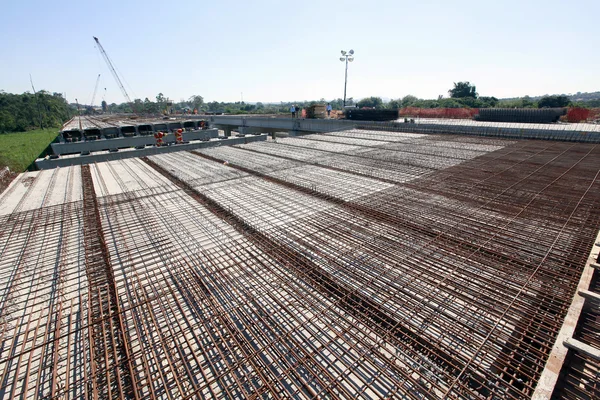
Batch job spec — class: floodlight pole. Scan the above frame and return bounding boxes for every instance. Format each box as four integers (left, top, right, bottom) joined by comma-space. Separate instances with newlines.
343, 56, 348, 108
340, 50, 354, 108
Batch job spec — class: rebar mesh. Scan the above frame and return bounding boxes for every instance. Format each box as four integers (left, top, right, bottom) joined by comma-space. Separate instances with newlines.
0, 131, 599, 399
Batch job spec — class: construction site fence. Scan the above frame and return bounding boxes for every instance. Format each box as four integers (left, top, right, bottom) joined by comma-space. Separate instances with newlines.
564, 107, 600, 123
354, 120, 600, 143
399, 107, 600, 123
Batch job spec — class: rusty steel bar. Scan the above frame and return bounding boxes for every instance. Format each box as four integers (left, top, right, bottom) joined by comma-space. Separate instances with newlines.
180, 136, 600, 399
1, 130, 600, 399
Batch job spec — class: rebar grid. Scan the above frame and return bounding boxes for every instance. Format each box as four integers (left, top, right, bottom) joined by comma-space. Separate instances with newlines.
197, 146, 302, 174
94, 158, 441, 399
239, 141, 331, 161
276, 137, 367, 153
212, 143, 428, 184
267, 165, 394, 202
552, 352, 600, 399
355, 119, 600, 143
178, 138, 600, 399
235, 134, 509, 184
149, 152, 249, 187
322, 129, 426, 143
0, 168, 83, 217
0, 167, 90, 399
552, 258, 600, 399
0, 131, 599, 399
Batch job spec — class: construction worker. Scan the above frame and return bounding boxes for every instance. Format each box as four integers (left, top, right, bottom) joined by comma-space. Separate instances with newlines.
154, 131, 164, 146
290, 105, 296, 118
175, 129, 184, 144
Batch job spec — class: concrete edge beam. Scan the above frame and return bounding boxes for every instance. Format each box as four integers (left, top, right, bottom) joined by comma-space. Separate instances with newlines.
36, 134, 267, 170
578, 289, 600, 302
531, 229, 600, 399
563, 338, 600, 362
52, 129, 218, 155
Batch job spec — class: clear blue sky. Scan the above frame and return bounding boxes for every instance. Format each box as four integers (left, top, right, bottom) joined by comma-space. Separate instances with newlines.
1, 0, 598, 104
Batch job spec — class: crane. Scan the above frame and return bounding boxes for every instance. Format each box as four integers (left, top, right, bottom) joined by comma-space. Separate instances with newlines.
90, 74, 101, 108
93, 36, 132, 104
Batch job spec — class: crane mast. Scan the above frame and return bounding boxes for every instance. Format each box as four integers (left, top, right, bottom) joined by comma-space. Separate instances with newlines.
90, 74, 101, 108
93, 36, 132, 104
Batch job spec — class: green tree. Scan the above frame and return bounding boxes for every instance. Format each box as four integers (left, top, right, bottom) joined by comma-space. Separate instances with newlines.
522, 96, 534, 108
401, 95, 418, 108
207, 101, 221, 112
438, 98, 465, 108
538, 95, 570, 108
357, 97, 383, 108
0, 91, 74, 133
143, 98, 159, 114
449, 82, 478, 99
188, 95, 204, 111
388, 99, 402, 108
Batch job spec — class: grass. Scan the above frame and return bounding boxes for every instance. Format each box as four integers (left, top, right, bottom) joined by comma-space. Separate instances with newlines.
0, 129, 59, 172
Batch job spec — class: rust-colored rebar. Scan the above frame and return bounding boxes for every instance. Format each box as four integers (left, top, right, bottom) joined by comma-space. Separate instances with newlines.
2, 132, 600, 399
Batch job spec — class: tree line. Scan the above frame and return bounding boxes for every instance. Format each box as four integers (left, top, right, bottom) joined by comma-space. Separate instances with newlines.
0, 91, 74, 133
2, 82, 598, 134
104, 82, 597, 117
104, 94, 357, 115
363, 82, 596, 110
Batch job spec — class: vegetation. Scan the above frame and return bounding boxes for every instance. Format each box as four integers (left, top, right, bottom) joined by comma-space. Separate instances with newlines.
0, 91, 73, 133
102, 89, 597, 113
497, 96, 536, 108
0, 128, 59, 172
1, 82, 598, 137
537, 95, 571, 108
357, 97, 383, 108
449, 82, 478, 99
105, 95, 358, 115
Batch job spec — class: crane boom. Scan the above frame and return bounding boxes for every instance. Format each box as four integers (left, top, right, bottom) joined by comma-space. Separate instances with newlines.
93, 36, 132, 104
90, 74, 101, 108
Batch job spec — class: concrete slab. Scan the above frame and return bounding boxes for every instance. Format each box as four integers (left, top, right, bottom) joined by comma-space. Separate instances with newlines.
0, 168, 83, 216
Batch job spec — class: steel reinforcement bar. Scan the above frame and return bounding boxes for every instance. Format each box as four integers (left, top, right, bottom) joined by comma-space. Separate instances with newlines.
81, 165, 136, 398
142, 157, 471, 391
182, 138, 600, 399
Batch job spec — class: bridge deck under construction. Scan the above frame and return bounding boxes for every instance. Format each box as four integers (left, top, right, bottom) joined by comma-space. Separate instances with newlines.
1, 130, 599, 399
